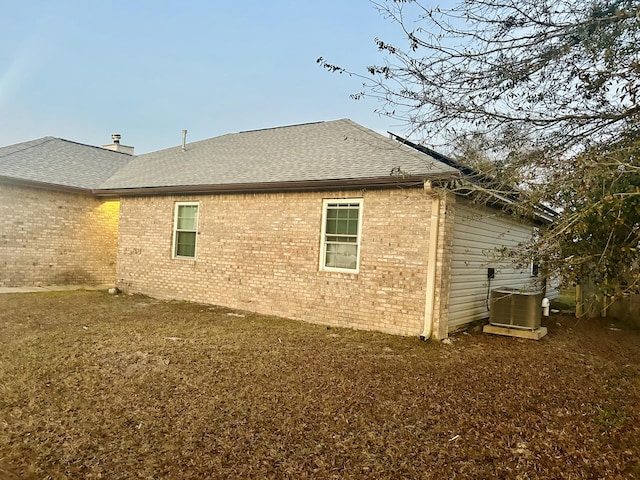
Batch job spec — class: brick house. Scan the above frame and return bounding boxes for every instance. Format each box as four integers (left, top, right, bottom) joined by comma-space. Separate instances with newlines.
0, 136, 131, 287
0, 120, 552, 339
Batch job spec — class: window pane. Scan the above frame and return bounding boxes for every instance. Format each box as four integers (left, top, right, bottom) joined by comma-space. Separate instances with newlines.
326, 207, 358, 236
325, 243, 357, 269
176, 231, 196, 257
347, 217, 358, 235
325, 250, 336, 268
326, 218, 338, 235
177, 205, 198, 230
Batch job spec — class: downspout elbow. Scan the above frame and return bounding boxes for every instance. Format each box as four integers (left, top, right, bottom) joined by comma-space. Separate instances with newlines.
424, 180, 434, 194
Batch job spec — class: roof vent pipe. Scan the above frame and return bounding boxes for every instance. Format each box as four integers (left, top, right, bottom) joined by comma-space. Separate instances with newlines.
182, 129, 187, 151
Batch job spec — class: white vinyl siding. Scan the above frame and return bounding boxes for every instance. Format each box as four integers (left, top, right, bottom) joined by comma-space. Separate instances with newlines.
319, 199, 363, 273
448, 201, 540, 332
172, 202, 199, 259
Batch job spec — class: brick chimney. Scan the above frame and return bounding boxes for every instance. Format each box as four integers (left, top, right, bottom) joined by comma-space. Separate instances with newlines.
102, 134, 134, 155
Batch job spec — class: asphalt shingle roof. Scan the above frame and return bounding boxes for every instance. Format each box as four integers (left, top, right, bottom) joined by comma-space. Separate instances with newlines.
0, 136, 132, 190
0, 120, 459, 192
101, 119, 458, 190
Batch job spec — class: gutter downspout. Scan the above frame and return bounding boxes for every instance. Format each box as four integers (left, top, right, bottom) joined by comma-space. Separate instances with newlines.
421, 181, 441, 340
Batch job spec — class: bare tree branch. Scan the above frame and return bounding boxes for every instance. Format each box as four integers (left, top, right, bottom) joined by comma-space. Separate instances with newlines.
320, 0, 640, 298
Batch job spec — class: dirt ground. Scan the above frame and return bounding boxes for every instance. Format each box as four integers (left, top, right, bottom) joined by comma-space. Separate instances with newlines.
1, 290, 638, 479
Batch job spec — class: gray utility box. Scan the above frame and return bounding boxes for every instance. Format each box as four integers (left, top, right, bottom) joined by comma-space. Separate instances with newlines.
489, 288, 543, 330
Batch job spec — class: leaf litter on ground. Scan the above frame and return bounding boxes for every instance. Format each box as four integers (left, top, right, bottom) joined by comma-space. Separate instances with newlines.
0, 290, 638, 479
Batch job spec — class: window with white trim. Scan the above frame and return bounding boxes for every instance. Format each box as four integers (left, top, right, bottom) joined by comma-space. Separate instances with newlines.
531, 226, 540, 277
531, 261, 540, 277
320, 199, 363, 273
173, 202, 199, 258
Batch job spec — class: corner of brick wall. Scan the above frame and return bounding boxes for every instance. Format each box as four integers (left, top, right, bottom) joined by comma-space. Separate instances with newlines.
0, 183, 119, 287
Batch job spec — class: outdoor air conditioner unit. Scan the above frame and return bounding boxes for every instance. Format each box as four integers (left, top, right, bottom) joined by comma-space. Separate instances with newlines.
489, 288, 543, 330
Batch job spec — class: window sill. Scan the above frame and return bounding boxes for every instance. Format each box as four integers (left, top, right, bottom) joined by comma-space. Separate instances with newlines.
318, 268, 360, 276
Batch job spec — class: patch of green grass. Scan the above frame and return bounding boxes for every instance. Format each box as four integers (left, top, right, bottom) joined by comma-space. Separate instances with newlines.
552, 287, 576, 310
596, 406, 628, 430
552, 295, 576, 311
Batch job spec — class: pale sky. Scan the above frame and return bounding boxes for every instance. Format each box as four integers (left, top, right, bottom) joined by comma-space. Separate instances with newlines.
0, 1, 421, 154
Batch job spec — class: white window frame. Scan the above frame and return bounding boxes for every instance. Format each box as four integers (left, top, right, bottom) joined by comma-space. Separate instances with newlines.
531, 261, 540, 277
172, 202, 199, 259
530, 226, 540, 277
319, 198, 364, 274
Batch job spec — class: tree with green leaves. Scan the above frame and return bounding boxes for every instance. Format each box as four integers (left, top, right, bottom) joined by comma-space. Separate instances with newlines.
319, 0, 640, 301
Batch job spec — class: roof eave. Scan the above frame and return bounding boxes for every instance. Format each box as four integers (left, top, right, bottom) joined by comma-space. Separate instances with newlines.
0, 176, 92, 194
94, 173, 460, 198
389, 133, 557, 224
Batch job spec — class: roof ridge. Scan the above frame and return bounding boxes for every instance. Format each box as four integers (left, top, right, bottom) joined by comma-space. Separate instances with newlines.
238, 120, 328, 134
0, 137, 56, 160
0, 136, 134, 161
137, 119, 344, 156
340, 120, 399, 146
340, 120, 423, 157
53, 137, 136, 157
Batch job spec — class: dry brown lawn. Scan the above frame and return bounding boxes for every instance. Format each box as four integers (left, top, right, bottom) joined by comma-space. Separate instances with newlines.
1, 290, 639, 479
